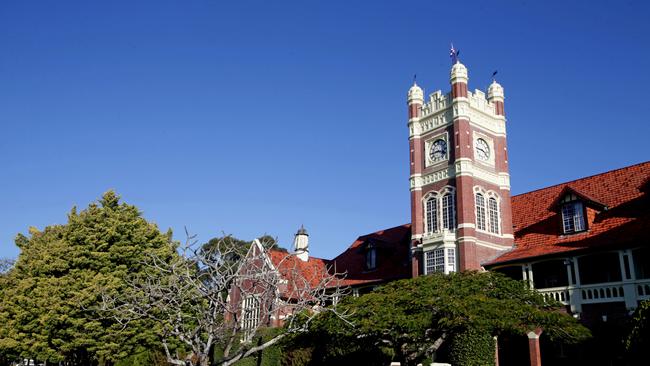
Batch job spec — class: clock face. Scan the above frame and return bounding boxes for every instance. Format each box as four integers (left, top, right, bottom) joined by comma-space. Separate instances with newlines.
475, 138, 490, 161
430, 139, 447, 162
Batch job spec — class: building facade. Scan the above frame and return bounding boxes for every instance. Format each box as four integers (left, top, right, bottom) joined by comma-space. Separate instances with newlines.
407, 61, 513, 277
230, 55, 650, 364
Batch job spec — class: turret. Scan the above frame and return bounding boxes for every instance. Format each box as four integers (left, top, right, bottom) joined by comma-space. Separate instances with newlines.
292, 225, 309, 262
487, 80, 505, 116
407, 82, 424, 119
450, 62, 468, 99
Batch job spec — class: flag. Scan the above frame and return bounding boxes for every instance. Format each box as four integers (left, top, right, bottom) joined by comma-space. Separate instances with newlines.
450, 43, 459, 64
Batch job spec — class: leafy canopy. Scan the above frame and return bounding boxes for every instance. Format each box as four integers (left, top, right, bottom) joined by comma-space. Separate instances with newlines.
298, 271, 590, 366
0, 191, 178, 364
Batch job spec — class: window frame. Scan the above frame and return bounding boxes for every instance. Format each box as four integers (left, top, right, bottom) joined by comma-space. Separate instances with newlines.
561, 199, 586, 234
488, 197, 500, 234
423, 187, 456, 234
474, 187, 501, 236
475, 193, 487, 231
424, 247, 456, 275
441, 193, 455, 230
241, 295, 261, 341
425, 195, 439, 234
365, 243, 377, 270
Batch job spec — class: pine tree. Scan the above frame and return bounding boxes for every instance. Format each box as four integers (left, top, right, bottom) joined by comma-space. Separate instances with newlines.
0, 191, 178, 365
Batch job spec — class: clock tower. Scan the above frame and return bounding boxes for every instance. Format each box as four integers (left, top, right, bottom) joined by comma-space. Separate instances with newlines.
407, 59, 514, 276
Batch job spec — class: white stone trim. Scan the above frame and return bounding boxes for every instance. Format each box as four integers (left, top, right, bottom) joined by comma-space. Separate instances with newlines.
416, 89, 507, 138
452, 99, 471, 121
454, 159, 510, 189
409, 166, 454, 190
455, 235, 511, 250
475, 239, 511, 251
420, 90, 451, 117
527, 331, 540, 339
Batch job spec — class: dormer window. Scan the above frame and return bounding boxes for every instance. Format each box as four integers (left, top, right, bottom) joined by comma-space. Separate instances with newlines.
560, 194, 586, 234
365, 243, 377, 270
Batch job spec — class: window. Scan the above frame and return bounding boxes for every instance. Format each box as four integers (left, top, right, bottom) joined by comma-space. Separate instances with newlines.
488, 197, 500, 234
425, 248, 445, 274
441, 193, 455, 230
424, 189, 456, 234
446, 248, 456, 273
475, 193, 486, 231
561, 201, 585, 233
475, 190, 501, 235
426, 196, 439, 233
241, 296, 260, 341
366, 243, 377, 270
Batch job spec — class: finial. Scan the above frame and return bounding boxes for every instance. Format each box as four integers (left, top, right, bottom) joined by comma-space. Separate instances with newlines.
491, 70, 498, 82
413, 73, 417, 84
296, 224, 308, 236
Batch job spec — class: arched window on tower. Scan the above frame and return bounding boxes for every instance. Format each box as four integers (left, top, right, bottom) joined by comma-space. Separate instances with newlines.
426, 196, 439, 233
475, 193, 486, 231
488, 197, 500, 234
441, 193, 455, 230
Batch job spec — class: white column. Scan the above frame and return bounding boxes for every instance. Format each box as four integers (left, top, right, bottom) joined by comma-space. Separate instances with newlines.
527, 264, 535, 289
570, 257, 582, 314
619, 250, 638, 310
522, 265, 528, 282
565, 259, 574, 286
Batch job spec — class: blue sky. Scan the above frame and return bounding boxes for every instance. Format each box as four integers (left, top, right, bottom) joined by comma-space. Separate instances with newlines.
1, 0, 649, 260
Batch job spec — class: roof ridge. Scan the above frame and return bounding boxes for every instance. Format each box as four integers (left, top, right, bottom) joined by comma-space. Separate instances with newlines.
513, 160, 650, 198
358, 223, 411, 237
267, 248, 330, 262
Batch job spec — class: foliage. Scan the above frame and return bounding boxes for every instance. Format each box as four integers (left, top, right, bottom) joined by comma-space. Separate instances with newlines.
296, 271, 590, 366
213, 328, 283, 366
626, 299, 650, 359
0, 191, 178, 365
448, 327, 495, 366
114, 348, 168, 366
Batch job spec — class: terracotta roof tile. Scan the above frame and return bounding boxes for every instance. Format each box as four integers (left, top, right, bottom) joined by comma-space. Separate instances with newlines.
267, 250, 337, 291
487, 161, 650, 266
331, 224, 412, 287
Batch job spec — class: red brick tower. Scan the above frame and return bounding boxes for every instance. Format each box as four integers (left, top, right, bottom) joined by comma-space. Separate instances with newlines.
407, 59, 514, 276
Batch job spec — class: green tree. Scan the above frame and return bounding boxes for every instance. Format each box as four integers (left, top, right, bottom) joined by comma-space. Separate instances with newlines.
295, 271, 590, 366
626, 299, 650, 361
0, 191, 178, 365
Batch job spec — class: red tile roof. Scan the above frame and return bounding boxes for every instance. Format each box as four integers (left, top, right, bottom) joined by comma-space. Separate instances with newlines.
331, 224, 412, 286
487, 161, 650, 266
267, 249, 339, 296
266, 224, 411, 292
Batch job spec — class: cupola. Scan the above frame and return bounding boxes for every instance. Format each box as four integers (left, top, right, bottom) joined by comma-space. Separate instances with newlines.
293, 225, 309, 262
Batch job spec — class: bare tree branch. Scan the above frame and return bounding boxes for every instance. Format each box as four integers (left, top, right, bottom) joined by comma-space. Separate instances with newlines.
99, 233, 349, 366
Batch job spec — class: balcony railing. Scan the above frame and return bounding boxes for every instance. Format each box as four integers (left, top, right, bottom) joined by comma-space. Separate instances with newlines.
536, 278, 650, 308
538, 286, 570, 305
580, 283, 625, 304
